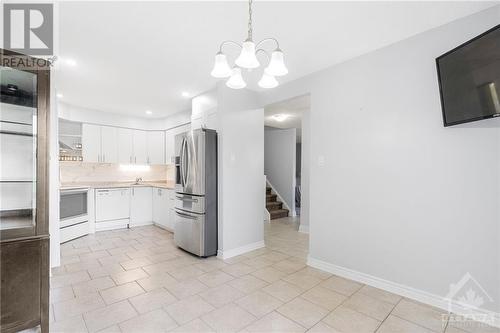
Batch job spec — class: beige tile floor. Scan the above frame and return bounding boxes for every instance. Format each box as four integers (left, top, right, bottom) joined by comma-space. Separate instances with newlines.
46, 217, 498, 333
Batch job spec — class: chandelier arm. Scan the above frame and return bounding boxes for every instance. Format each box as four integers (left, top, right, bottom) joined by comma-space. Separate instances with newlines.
256, 38, 280, 50
218, 40, 243, 53
256, 49, 270, 62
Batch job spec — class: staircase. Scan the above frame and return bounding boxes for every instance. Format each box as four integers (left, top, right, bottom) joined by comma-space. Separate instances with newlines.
266, 186, 289, 220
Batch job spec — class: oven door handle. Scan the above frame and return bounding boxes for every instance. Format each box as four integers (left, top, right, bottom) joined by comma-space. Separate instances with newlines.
61, 189, 89, 195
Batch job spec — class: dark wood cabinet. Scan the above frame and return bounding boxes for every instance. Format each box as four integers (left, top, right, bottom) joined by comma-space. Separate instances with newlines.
0, 49, 51, 333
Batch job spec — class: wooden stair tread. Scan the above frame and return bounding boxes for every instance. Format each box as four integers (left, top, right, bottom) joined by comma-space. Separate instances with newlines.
266, 201, 283, 210
270, 209, 289, 219
265, 185, 288, 219
266, 194, 277, 202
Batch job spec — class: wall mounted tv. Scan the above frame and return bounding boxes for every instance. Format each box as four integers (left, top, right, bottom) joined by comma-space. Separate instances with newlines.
436, 24, 500, 126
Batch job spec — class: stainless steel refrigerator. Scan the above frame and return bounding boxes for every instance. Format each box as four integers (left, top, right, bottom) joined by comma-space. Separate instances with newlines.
174, 128, 217, 257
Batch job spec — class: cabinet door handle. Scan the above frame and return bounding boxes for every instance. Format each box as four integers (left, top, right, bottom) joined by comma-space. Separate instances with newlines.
135, 156, 137, 163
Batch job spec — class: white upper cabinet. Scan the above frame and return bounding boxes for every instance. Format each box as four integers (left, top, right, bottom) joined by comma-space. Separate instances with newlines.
133, 130, 148, 164
130, 186, 153, 226
100, 126, 118, 163
117, 128, 134, 164
80, 123, 183, 165
82, 124, 101, 163
147, 131, 165, 165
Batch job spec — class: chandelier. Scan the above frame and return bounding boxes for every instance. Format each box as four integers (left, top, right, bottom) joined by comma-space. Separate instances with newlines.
210, 0, 288, 89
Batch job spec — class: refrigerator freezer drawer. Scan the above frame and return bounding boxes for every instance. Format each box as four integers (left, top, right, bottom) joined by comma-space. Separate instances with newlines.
174, 209, 204, 256
174, 193, 205, 214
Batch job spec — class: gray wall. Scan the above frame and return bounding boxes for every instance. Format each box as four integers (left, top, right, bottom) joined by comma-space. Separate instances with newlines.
264, 128, 296, 213
217, 84, 265, 255
260, 6, 500, 313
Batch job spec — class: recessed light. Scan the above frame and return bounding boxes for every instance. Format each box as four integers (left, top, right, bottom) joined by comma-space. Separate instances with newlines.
182, 91, 190, 98
56, 93, 63, 98
64, 58, 77, 66
272, 114, 289, 122
145, 110, 153, 115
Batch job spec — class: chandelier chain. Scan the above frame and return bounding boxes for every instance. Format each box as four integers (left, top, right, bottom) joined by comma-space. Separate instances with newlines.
248, 0, 253, 40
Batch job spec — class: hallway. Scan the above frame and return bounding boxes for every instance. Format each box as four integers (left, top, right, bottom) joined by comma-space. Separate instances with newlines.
264, 216, 309, 260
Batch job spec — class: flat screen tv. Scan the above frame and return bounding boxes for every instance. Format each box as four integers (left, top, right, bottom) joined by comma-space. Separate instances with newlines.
436, 24, 500, 126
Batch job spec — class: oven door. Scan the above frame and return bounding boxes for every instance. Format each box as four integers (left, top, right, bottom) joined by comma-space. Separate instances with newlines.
60, 189, 88, 222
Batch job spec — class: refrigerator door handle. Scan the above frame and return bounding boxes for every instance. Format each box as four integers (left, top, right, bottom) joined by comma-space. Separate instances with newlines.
174, 209, 198, 220
185, 136, 191, 188
175, 195, 198, 202
180, 137, 187, 187
184, 138, 189, 187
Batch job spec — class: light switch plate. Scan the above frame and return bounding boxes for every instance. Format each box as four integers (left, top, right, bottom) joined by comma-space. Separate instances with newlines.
318, 155, 325, 167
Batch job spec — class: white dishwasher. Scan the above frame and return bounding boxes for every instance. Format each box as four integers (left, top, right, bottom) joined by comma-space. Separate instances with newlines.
95, 188, 130, 231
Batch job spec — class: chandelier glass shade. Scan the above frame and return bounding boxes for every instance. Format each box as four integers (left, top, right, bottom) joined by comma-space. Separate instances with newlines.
210, 0, 288, 89
226, 67, 247, 89
211, 52, 232, 78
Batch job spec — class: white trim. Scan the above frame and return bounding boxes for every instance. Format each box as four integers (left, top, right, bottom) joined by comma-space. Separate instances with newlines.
307, 257, 500, 328
266, 180, 293, 216
129, 221, 154, 227
217, 240, 265, 260
298, 224, 309, 233
264, 175, 271, 221
153, 223, 173, 233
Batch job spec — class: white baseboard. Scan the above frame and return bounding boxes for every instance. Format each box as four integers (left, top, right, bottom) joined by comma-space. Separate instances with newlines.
307, 257, 500, 328
153, 223, 174, 233
95, 219, 129, 232
217, 240, 265, 260
129, 221, 154, 227
298, 224, 309, 233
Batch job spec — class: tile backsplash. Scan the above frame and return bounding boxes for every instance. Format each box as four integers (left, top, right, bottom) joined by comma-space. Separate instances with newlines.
60, 162, 174, 183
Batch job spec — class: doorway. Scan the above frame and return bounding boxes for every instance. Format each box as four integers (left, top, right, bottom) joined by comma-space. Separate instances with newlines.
263, 94, 310, 258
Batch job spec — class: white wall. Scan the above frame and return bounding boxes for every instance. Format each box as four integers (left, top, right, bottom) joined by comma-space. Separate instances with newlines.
216, 83, 265, 257
264, 128, 296, 214
261, 6, 500, 315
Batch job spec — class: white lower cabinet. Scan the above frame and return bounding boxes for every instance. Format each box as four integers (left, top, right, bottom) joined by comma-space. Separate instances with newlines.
95, 188, 130, 231
130, 186, 153, 226
94, 186, 172, 231
167, 190, 175, 230
152, 188, 170, 230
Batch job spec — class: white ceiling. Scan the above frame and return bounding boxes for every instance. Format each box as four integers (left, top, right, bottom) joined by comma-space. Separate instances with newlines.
265, 94, 309, 142
57, 1, 497, 118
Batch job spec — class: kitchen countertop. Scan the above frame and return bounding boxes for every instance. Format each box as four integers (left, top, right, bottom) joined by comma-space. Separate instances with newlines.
60, 180, 175, 190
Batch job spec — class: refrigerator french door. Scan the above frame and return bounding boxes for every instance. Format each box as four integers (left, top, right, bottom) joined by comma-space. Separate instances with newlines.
0, 49, 50, 333
174, 129, 217, 257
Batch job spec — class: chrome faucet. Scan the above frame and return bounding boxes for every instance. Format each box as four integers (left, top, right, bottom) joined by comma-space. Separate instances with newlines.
135, 177, 143, 184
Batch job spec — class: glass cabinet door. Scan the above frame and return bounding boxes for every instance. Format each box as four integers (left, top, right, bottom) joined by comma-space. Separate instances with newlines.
0, 65, 39, 236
